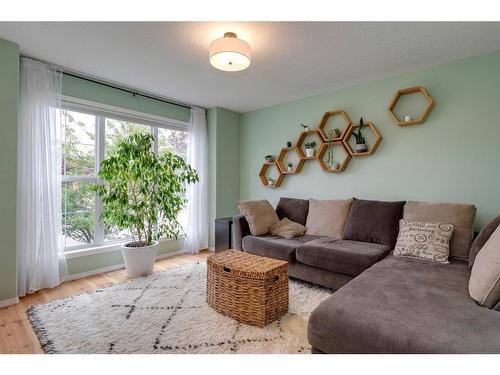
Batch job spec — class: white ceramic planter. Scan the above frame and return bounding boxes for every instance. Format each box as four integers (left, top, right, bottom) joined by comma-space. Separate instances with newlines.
331, 161, 340, 170
121, 241, 159, 278
305, 148, 315, 158
355, 144, 368, 153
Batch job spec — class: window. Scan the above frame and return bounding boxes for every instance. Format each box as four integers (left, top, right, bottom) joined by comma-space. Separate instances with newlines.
58, 101, 189, 252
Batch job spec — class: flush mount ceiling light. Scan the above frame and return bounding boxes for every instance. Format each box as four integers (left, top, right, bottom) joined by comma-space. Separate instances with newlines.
209, 32, 251, 72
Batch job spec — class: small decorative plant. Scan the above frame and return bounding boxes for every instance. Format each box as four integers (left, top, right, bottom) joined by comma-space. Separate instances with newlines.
267, 176, 275, 186
287, 162, 293, 172
93, 133, 199, 247
304, 141, 317, 158
265, 154, 274, 162
304, 141, 316, 149
352, 117, 368, 152
326, 128, 341, 140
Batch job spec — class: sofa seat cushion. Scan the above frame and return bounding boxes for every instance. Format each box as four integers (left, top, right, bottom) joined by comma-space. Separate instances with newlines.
241, 234, 324, 262
308, 255, 500, 353
296, 238, 391, 276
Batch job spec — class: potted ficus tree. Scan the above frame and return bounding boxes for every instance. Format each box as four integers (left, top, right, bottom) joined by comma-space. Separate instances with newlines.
92, 132, 198, 278
352, 117, 368, 153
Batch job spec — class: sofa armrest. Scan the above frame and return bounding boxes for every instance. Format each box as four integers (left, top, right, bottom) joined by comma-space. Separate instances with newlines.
233, 214, 251, 250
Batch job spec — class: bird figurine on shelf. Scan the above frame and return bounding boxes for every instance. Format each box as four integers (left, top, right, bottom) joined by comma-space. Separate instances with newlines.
300, 123, 310, 131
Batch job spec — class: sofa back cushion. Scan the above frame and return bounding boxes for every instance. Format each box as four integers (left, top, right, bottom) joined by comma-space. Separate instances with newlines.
469, 225, 500, 308
403, 201, 476, 261
469, 215, 500, 269
275, 197, 309, 226
305, 198, 352, 239
343, 198, 406, 247
237, 200, 279, 236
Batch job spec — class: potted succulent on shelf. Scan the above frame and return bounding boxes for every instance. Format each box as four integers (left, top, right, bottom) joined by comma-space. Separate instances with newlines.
287, 162, 294, 172
267, 177, 276, 187
352, 117, 368, 153
325, 142, 340, 170
304, 141, 317, 158
92, 133, 198, 278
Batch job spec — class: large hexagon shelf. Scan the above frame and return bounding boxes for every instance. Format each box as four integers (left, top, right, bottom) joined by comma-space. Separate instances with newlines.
318, 141, 351, 173
317, 109, 351, 142
259, 161, 285, 188
296, 129, 324, 160
276, 147, 304, 174
388, 86, 435, 127
342, 121, 382, 157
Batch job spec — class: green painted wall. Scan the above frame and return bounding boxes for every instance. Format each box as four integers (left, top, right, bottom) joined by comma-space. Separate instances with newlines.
0, 38, 19, 302
62, 74, 190, 123
240, 50, 500, 231
207, 107, 241, 247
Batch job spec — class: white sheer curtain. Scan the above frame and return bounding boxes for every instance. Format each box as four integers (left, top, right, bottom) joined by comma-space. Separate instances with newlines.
17, 58, 67, 296
183, 107, 209, 254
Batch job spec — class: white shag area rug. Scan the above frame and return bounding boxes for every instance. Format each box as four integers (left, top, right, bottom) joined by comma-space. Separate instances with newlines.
28, 262, 334, 354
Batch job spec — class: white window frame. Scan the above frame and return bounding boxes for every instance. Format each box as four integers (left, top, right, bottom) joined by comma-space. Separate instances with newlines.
60, 96, 190, 257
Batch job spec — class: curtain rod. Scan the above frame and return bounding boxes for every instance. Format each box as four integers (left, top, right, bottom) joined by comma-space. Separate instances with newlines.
63, 72, 192, 110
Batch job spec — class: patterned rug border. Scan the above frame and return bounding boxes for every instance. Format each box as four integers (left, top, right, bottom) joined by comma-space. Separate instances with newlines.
27, 261, 205, 354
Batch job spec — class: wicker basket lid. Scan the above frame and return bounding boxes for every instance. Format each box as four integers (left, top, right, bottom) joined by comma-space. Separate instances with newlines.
207, 250, 288, 280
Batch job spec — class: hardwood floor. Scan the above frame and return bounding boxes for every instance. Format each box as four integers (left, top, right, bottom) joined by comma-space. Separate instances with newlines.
0, 250, 211, 354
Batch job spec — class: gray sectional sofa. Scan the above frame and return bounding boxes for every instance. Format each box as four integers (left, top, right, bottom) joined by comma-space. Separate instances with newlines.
233, 197, 500, 353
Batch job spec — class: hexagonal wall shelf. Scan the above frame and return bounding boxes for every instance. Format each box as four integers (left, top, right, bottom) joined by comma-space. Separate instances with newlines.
342, 121, 382, 157
259, 162, 285, 188
276, 147, 304, 174
317, 109, 351, 142
296, 129, 324, 160
388, 86, 435, 127
318, 141, 351, 173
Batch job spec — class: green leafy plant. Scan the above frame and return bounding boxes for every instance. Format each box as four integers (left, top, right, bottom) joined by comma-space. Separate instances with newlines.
352, 117, 366, 145
92, 132, 199, 247
304, 141, 316, 149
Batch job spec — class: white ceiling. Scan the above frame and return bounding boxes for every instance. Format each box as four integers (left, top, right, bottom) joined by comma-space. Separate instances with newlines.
1, 22, 500, 112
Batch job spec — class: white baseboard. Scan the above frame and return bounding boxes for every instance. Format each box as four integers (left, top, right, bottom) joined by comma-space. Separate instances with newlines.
66, 249, 186, 281
0, 297, 19, 308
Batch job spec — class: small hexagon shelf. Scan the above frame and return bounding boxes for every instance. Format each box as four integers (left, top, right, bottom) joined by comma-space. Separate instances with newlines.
342, 121, 382, 157
317, 109, 351, 142
318, 141, 351, 173
388, 86, 435, 127
259, 161, 285, 188
296, 129, 324, 160
276, 147, 304, 174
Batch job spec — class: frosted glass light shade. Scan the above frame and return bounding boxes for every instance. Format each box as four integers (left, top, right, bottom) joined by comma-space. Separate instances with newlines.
209, 32, 251, 72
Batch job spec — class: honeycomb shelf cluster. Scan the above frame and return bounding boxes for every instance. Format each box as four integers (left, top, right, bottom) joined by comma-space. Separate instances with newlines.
259, 109, 382, 188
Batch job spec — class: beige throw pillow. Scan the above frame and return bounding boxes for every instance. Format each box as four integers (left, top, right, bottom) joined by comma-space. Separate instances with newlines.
394, 219, 454, 264
305, 199, 352, 238
270, 218, 307, 239
237, 200, 279, 236
469, 225, 500, 308
403, 201, 476, 261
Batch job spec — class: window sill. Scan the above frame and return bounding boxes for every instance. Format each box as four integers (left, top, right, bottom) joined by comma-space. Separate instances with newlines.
65, 237, 185, 260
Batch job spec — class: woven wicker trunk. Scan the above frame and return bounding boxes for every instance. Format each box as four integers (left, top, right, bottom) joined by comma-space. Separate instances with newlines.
207, 250, 289, 328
